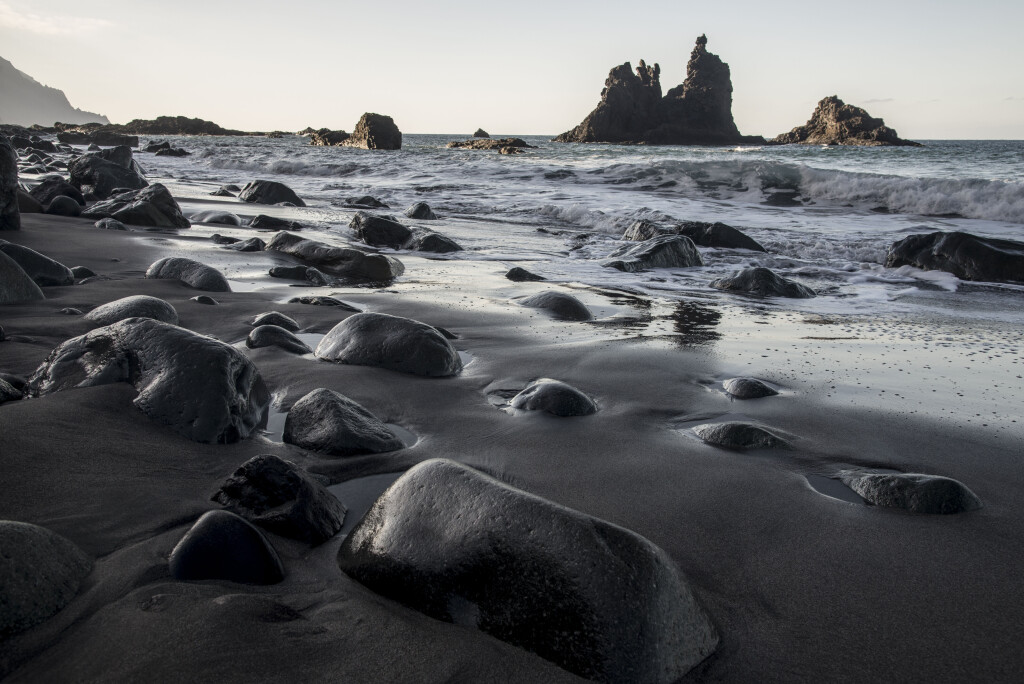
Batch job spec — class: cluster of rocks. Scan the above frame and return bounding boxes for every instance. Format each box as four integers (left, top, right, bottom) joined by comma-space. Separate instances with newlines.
306, 113, 402, 150
55, 115, 250, 139
773, 96, 921, 147
447, 137, 534, 155
349, 210, 460, 253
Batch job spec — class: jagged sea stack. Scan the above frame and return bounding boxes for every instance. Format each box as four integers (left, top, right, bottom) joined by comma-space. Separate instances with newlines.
773, 96, 921, 146
555, 35, 763, 145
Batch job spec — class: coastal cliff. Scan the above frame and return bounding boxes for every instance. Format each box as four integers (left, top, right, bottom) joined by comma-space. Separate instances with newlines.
0, 57, 108, 127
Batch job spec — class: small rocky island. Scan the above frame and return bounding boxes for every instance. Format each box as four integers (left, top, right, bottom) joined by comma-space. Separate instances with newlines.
773, 95, 921, 146
555, 35, 764, 146
307, 113, 402, 150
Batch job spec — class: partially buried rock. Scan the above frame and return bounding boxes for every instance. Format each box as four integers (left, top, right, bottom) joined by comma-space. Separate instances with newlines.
209, 185, 236, 197
710, 267, 815, 298
0, 377, 21, 403
269, 264, 334, 286
602, 234, 703, 272
838, 471, 981, 514
693, 421, 789, 449
283, 387, 404, 456
223, 237, 265, 252
519, 290, 593, 321
146, 256, 231, 292
28, 317, 269, 443
288, 295, 359, 310
342, 113, 402, 150
404, 202, 436, 220
343, 195, 388, 209
191, 295, 218, 305
405, 228, 462, 253
246, 325, 311, 354
723, 377, 778, 399
81, 183, 190, 229
265, 231, 404, 282
70, 266, 96, 279
0, 521, 92, 639
45, 195, 82, 217
350, 212, 411, 249
94, 217, 128, 231
1, 134, 22, 231
168, 510, 284, 584
510, 379, 597, 416
0, 240, 74, 286
212, 454, 346, 545
505, 266, 546, 282
17, 189, 43, 214
251, 311, 299, 331
338, 458, 718, 683
84, 294, 179, 326
315, 312, 462, 377
191, 210, 242, 226
250, 214, 302, 230
238, 180, 306, 207
155, 147, 189, 157
0, 250, 45, 303
676, 221, 766, 252
885, 231, 1024, 284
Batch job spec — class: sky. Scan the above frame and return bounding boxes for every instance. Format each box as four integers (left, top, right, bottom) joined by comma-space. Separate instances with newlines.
1, 0, 1023, 139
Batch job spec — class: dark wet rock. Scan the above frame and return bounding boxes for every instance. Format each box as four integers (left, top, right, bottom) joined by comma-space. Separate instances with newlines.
212, 454, 346, 545
17, 189, 43, 214
249, 214, 302, 230
155, 147, 190, 157
81, 184, 190, 229
885, 231, 1024, 284
556, 35, 762, 146
710, 267, 816, 298
406, 228, 462, 253
473, 128, 490, 138
45, 195, 82, 217
59, 307, 83, 315
29, 176, 85, 207
238, 180, 306, 207
447, 137, 534, 151
511, 379, 597, 417
191, 295, 218, 305
223, 184, 241, 192
169, 510, 284, 584
316, 312, 462, 377
29, 317, 269, 443
0, 240, 74, 286
773, 96, 921, 147
268, 264, 333, 286
403, 201, 436, 220
343, 195, 388, 209
723, 377, 778, 399
86, 143, 101, 151
191, 210, 242, 226
85, 145, 135, 169
519, 290, 593, 321
211, 234, 239, 245
0, 521, 92, 639
68, 154, 147, 199
621, 219, 669, 242
283, 387, 403, 456
146, 257, 230, 292
350, 212, 412, 248
246, 325, 311, 354
505, 266, 546, 282
94, 217, 128, 231
837, 470, 982, 514
309, 128, 351, 146
70, 265, 96, 279
342, 113, 402, 150
58, 131, 138, 147
209, 185, 236, 197
602, 234, 703, 272
252, 311, 299, 331
676, 221, 765, 252
0, 377, 22, 403
693, 421, 789, 449
499, 147, 523, 155
84, 294, 178, 326
143, 141, 171, 153
0, 250, 45, 302
288, 295, 359, 310
266, 231, 404, 282
338, 458, 718, 683
224, 237, 265, 252
0, 134, 19, 231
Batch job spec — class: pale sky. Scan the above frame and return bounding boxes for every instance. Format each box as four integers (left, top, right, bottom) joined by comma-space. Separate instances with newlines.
2, 0, 1022, 138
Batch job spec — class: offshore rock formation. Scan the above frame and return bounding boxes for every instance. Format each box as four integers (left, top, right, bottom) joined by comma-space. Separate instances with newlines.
55, 116, 249, 139
555, 35, 763, 145
343, 113, 401, 150
773, 96, 921, 146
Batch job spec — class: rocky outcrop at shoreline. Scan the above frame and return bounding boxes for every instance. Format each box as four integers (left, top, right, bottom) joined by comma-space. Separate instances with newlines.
555, 35, 764, 146
772, 96, 921, 146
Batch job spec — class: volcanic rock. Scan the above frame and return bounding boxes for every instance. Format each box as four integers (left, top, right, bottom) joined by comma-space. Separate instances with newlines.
251, 311, 299, 331
773, 96, 921, 147
191, 210, 242, 226
85, 145, 135, 170
315, 312, 462, 377
155, 147, 190, 157
1, 134, 19, 231
723, 377, 778, 399
343, 195, 389, 209
519, 290, 593, 321
223, 237, 265, 252
676, 221, 765, 251
693, 421, 789, 449
168, 510, 284, 584
350, 212, 412, 248
404, 202, 437, 220
238, 180, 306, 207
209, 185, 236, 197
473, 128, 490, 138
0, 240, 74, 286
84, 295, 178, 326
283, 388, 403, 457
0, 250, 45, 303
143, 141, 171, 153
146, 257, 230, 292
268, 264, 334, 286
338, 458, 718, 683
68, 154, 147, 199
28, 176, 85, 207
710, 267, 815, 298
602, 234, 703, 272
45, 195, 82, 217
309, 128, 351, 146
505, 266, 546, 282
341, 113, 402, 150
246, 325, 311, 354
29, 318, 268, 442
885, 231, 1024, 283
837, 471, 982, 514
511, 379, 597, 416
265, 231, 404, 282
17, 189, 42, 213
406, 228, 462, 253
447, 137, 534, 151
81, 184, 189, 228
621, 219, 668, 242
249, 214, 302, 230
288, 295, 359, 310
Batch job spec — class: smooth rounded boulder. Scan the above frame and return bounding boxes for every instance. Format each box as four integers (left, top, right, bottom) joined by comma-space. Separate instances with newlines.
169, 510, 284, 584
838, 471, 982, 514
519, 290, 593, 321
146, 256, 231, 292
693, 421, 789, 449
510, 379, 597, 416
212, 454, 346, 545
350, 212, 412, 249
0, 250, 45, 303
404, 202, 437, 220
28, 318, 270, 443
406, 228, 462, 253
265, 231, 404, 282
885, 231, 1024, 283
238, 180, 306, 207
251, 311, 299, 331
246, 325, 311, 354
315, 312, 462, 377
710, 267, 815, 298
601, 234, 703, 272
0, 521, 92, 639
283, 387, 404, 457
84, 295, 179, 326
45, 196, 82, 217
505, 266, 546, 282
338, 459, 718, 683
190, 210, 242, 226
723, 377, 778, 399
0, 240, 74, 286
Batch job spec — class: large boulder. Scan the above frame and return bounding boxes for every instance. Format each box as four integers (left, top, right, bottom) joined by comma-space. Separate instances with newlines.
885, 231, 1024, 283
519, 291, 593, 321
676, 221, 766, 252
0, 521, 92, 639
84, 295, 179, 326
473, 128, 490, 138
510, 379, 597, 416
17, 189, 43, 214
169, 510, 284, 584
315, 312, 462, 377
28, 176, 85, 207
84, 145, 135, 169
28, 318, 270, 443
265, 231, 404, 282
773, 96, 921, 147
709, 267, 815, 298
838, 471, 982, 514
0, 250, 45, 303
621, 219, 668, 242
0, 240, 74, 286
67, 154, 147, 199
350, 212, 412, 249
80, 183, 190, 228
282, 387, 404, 457
44, 196, 82, 217
338, 459, 718, 683
146, 257, 231, 292
342, 113, 402, 150
238, 180, 306, 207
406, 228, 462, 253
0, 133, 19, 231
601, 234, 703, 272
212, 454, 346, 545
